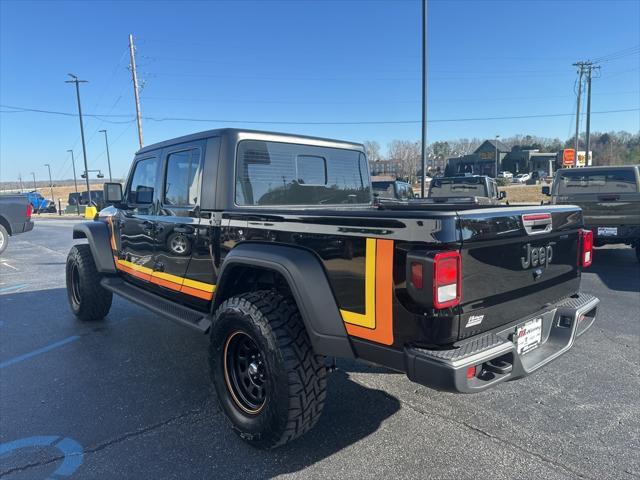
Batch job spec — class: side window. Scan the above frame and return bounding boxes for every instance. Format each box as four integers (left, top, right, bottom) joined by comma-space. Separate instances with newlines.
128, 157, 158, 204
164, 149, 201, 206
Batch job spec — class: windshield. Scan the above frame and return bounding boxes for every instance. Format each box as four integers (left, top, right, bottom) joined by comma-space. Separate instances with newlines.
556, 169, 638, 194
428, 177, 487, 198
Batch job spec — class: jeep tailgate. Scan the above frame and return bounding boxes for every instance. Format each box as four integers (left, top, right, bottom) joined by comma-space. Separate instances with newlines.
456, 205, 582, 339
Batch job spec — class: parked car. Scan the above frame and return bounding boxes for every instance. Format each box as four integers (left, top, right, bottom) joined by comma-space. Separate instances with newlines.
0, 194, 34, 254
25, 190, 56, 213
512, 173, 531, 184
372, 180, 415, 200
424, 175, 506, 205
543, 165, 640, 261
497, 171, 513, 179
67, 128, 598, 448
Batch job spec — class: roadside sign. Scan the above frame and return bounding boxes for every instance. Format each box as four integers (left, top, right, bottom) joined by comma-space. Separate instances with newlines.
562, 149, 575, 166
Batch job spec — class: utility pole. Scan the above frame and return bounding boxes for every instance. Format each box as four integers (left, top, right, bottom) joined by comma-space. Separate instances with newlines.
584, 64, 599, 166
572, 63, 584, 167
572, 61, 599, 167
44, 163, 54, 204
129, 34, 144, 149
494, 135, 500, 177
420, 0, 428, 197
68, 149, 80, 215
66, 73, 92, 206
18, 174, 23, 193
30, 172, 37, 191
99, 129, 113, 181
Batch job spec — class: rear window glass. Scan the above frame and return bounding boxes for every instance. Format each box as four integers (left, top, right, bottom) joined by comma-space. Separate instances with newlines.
428, 177, 487, 198
235, 140, 371, 206
556, 169, 638, 194
372, 181, 395, 199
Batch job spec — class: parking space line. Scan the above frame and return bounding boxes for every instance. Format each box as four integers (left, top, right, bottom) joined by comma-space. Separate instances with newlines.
0, 335, 80, 369
0, 283, 28, 294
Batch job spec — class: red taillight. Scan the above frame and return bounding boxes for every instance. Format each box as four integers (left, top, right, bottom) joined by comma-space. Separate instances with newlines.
433, 251, 461, 309
411, 262, 423, 289
26, 203, 33, 219
579, 229, 593, 267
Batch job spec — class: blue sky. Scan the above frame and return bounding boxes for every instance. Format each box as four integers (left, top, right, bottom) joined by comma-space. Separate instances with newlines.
1, 0, 639, 183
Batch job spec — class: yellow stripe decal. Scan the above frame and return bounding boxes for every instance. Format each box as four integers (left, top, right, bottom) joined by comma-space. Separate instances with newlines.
116, 258, 154, 275
182, 277, 216, 293
340, 238, 376, 328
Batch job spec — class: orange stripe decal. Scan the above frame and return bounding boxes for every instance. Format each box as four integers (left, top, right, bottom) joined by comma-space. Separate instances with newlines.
344, 239, 394, 345
180, 284, 214, 300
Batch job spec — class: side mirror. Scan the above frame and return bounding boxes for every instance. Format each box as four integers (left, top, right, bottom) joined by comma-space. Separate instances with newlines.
103, 182, 123, 204
541, 186, 551, 196
498, 191, 507, 200
135, 186, 154, 204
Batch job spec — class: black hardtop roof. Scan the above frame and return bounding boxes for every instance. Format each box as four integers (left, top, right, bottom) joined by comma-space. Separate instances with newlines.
136, 128, 365, 155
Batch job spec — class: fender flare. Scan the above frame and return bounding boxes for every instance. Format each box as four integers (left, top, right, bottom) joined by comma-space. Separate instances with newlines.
214, 242, 354, 359
72, 221, 117, 274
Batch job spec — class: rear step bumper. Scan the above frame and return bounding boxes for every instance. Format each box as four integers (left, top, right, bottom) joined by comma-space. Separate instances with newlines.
101, 277, 212, 333
405, 293, 599, 393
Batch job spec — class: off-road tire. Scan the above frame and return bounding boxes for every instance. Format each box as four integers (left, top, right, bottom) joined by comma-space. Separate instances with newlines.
66, 244, 112, 321
209, 290, 327, 449
0, 224, 8, 255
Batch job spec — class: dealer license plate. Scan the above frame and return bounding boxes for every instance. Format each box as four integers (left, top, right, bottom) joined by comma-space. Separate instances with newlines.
516, 318, 542, 355
597, 227, 618, 236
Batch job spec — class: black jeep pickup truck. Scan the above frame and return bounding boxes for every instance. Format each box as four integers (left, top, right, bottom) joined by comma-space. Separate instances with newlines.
66, 129, 598, 448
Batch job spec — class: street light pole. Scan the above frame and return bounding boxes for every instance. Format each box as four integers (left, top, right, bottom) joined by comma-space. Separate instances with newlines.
67, 149, 80, 215
44, 163, 54, 205
420, 0, 429, 198
98, 129, 113, 182
495, 135, 500, 177
66, 74, 92, 206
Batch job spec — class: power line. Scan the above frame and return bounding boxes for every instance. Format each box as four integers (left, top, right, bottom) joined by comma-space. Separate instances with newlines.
140, 90, 640, 106
4, 104, 637, 125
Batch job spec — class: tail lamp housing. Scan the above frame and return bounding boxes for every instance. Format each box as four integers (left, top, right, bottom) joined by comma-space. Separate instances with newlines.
579, 229, 593, 268
407, 250, 462, 310
26, 203, 33, 219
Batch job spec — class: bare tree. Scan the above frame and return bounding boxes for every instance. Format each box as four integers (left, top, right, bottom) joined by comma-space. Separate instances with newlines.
363, 140, 383, 163
387, 140, 421, 182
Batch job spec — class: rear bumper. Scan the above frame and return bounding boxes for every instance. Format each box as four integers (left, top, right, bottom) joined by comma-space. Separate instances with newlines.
405, 293, 599, 393
12, 220, 34, 235
587, 225, 640, 244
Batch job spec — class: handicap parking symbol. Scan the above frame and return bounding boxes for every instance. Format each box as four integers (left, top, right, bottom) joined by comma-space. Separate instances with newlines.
0, 436, 83, 478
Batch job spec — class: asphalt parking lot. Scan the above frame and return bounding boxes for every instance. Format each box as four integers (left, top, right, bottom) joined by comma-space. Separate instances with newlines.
1, 218, 638, 480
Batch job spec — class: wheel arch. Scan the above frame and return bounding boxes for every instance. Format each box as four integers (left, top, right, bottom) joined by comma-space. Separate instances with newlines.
0, 215, 12, 235
213, 242, 354, 359
72, 221, 117, 274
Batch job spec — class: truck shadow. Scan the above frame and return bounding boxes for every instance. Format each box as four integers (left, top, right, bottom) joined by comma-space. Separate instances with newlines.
588, 246, 639, 293
0, 287, 401, 478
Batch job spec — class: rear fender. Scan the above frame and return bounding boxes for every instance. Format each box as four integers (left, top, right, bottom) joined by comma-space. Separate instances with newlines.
213, 242, 354, 359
